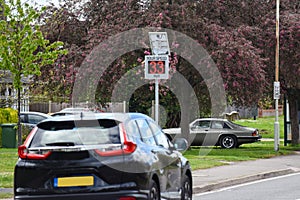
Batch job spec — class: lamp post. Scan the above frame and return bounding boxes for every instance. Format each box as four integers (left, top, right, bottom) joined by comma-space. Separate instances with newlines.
274, 0, 280, 151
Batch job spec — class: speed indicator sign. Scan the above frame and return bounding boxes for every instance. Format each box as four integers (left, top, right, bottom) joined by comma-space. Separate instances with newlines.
144, 55, 169, 79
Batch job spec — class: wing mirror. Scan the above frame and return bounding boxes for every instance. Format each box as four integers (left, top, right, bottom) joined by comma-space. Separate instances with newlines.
173, 138, 189, 152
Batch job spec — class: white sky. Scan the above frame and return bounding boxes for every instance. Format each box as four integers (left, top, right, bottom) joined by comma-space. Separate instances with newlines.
23, 0, 89, 10
23, 0, 60, 7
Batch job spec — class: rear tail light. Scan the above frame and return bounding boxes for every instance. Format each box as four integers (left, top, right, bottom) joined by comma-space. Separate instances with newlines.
119, 197, 136, 200
252, 130, 258, 136
18, 145, 51, 160
95, 123, 136, 156
123, 141, 136, 154
18, 127, 51, 160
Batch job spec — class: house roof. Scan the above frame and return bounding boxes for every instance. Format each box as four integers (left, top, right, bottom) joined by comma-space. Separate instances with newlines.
0, 70, 32, 84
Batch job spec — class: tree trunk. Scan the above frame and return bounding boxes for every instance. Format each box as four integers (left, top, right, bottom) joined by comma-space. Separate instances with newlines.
288, 90, 300, 145
17, 88, 22, 146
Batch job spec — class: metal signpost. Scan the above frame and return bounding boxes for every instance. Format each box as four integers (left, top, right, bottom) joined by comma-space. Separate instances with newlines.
274, 81, 280, 151
146, 32, 170, 123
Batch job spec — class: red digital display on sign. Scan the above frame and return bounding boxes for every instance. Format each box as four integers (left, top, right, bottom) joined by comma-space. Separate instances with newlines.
147, 61, 166, 74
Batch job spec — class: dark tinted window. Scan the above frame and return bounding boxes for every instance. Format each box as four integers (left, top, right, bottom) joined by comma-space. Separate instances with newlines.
30, 119, 120, 147
223, 122, 232, 129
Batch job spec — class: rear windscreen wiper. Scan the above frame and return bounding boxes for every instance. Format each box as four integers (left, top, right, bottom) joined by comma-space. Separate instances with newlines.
46, 142, 75, 146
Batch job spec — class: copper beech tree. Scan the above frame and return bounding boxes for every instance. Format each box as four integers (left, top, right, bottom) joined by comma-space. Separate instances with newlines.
35, 0, 299, 143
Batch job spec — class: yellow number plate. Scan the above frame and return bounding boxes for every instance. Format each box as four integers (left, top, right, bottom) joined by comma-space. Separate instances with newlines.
54, 176, 94, 187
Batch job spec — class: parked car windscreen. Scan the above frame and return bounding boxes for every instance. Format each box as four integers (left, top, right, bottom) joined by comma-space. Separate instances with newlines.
30, 119, 120, 147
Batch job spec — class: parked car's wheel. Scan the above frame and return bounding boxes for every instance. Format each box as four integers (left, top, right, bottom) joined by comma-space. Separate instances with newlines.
148, 179, 160, 200
220, 135, 237, 149
181, 174, 192, 200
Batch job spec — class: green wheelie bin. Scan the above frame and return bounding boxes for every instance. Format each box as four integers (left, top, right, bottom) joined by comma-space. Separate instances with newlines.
1, 123, 17, 148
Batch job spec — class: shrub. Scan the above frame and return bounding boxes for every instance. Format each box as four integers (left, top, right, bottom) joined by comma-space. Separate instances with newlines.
0, 108, 18, 124
0, 108, 18, 147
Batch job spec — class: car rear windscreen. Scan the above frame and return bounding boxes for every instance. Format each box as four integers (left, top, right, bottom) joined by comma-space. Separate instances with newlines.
30, 119, 121, 147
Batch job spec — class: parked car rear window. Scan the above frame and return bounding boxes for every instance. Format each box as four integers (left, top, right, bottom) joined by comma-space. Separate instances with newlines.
30, 119, 120, 147
211, 121, 223, 129
192, 120, 211, 128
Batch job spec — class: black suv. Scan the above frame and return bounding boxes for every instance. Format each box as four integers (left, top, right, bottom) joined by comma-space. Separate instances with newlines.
14, 113, 192, 200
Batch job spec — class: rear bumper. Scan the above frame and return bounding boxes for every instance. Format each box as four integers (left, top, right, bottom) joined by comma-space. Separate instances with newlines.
14, 190, 148, 200
237, 136, 262, 144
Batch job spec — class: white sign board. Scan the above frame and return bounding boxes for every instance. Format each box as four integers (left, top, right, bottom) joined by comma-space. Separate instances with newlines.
148, 32, 170, 55
145, 55, 169, 79
274, 81, 280, 99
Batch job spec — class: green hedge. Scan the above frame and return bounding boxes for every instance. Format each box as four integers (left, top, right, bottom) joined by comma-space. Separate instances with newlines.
0, 108, 18, 147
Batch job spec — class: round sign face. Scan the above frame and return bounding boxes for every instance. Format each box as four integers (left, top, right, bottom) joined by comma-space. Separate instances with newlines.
145, 55, 169, 79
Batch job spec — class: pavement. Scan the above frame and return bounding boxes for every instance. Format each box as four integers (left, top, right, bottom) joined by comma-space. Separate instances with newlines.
192, 151, 300, 194
1, 151, 300, 199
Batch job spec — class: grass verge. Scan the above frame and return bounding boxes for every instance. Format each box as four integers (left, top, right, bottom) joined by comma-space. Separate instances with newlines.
0, 192, 12, 199
184, 141, 300, 170
0, 148, 17, 189
0, 148, 16, 199
234, 116, 284, 139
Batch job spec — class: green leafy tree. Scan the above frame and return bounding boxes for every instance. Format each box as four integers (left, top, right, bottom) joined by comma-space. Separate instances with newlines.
0, 0, 67, 146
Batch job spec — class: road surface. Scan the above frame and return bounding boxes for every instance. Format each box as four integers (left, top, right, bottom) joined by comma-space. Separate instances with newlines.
194, 172, 300, 200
